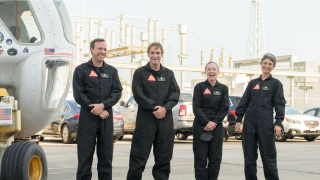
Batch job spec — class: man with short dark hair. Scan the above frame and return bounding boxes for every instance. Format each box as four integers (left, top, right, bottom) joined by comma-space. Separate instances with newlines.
126, 42, 180, 180
73, 38, 123, 180
236, 53, 285, 180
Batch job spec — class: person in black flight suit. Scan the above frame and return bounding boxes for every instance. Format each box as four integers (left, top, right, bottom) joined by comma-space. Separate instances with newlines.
126, 42, 180, 180
235, 53, 286, 180
192, 62, 229, 180
73, 38, 123, 180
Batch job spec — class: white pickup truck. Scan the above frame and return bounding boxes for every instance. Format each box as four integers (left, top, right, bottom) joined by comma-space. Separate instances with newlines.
117, 91, 194, 140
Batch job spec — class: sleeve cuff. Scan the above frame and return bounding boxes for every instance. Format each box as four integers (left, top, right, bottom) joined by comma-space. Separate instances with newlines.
236, 117, 243, 123
274, 119, 283, 126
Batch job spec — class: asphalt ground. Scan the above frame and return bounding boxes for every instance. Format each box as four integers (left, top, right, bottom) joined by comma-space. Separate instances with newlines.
42, 136, 320, 180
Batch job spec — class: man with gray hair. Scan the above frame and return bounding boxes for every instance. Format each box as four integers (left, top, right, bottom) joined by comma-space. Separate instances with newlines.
235, 53, 286, 180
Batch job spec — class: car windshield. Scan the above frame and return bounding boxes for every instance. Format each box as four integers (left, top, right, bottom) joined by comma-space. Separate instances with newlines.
285, 105, 302, 115
179, 93, 192, 102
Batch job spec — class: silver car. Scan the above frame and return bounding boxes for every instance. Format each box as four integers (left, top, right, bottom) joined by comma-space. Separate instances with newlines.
117, 91, 194, 140
275, 105, 320, 142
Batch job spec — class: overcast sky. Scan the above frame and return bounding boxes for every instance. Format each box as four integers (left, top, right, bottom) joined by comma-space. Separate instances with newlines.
64, 0, 320, 82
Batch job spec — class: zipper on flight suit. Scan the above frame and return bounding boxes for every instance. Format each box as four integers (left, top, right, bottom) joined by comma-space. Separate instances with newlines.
255, 80, 265, 128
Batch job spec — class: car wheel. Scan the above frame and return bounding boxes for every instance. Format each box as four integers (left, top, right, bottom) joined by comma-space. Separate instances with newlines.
223, 129, 229, 142
62, 124, 74, 144
304, 136, 318, 142
39, 136, 44, 141
118, 136, 123, 141
235, 134, 242, 140
275, 126, 287, 142
176, 133, 188, 140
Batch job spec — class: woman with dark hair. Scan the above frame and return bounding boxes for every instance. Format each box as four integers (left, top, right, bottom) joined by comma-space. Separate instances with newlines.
192, 62, 229, 180
235, 53, 286, 180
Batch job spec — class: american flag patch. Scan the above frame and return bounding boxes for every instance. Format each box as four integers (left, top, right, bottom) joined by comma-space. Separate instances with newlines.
0, 109, 11, 120
44, 48, 72, 56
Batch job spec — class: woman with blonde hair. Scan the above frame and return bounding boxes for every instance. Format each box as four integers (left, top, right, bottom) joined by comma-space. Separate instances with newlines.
192, 62, 229, 180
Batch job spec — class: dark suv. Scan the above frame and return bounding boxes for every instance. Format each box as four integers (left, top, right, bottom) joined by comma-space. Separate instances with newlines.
223, 95, 242, 141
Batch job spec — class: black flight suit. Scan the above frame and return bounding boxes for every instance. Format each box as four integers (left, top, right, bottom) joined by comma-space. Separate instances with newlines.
73, 59, 123, 180
192, 80, 229, 180
126, 62, 180, 180
235, 75, 286, 180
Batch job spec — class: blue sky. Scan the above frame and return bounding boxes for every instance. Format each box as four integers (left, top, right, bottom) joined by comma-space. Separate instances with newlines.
64, 0, 320, 82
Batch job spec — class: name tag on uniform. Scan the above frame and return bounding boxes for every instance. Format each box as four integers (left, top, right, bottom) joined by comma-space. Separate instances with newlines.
157, 77, 166, 81
101, 73, 109, 78
262, 86, 269, 90
213, 91, 221, 95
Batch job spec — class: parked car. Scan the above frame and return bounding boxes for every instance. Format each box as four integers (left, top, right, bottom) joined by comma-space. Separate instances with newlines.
303, 107, 320, 118
275, 105, 320, 142
223, 95, 242, 141
36, 100, 124, 143
117, 91, 194, 140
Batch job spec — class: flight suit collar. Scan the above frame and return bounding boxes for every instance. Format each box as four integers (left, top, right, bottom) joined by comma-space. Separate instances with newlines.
144, 62, 164, 72
259, 74, 273, 81
205, 79, 220, 87
87, 59, 108, 70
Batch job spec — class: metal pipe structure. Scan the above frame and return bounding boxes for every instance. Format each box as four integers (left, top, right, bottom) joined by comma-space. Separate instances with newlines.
79, 27, 84, 61
125, 24, 130, 45
210, 48, 214, 62
287, 76, 294, 106
141, 32, 148, 65
75, 22, 80, 60
220, 46, 225, 68
178, 24, 188, 90
98, 21, 104, 38
89, 17, 94, 59
131, 26, 136, 45
104, 29, 109, 47
154, 20, 159, 42
229, 54, 233, 68
148, 19, 153, 44
162, 30, 167, 65
201, 50, 204, 66
120, 15, 125, 45
111, 31, 115, 49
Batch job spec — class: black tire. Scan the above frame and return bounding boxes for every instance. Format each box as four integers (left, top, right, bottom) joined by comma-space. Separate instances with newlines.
118, 136, 123, 141
176, 133, 188, 140
1, 141, 48, 180
235, 134, 242, 140
39, 136, 44, 141
61, 124, 74, 144
275, 126, 287, 142
304, 136, 318, 142
223, 130, 229, 142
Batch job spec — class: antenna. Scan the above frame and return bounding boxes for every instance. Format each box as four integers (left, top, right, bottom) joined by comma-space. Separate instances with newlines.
246, 0, 266, 59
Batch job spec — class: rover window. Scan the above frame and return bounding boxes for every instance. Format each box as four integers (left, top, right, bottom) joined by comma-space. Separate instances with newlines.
0, 0, 43, 44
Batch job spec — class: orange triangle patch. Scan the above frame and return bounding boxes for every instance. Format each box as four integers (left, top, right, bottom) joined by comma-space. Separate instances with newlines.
89, 70, 98, 77
253, 83, 260, 90
203, 88, 211, 94
148, 74, 156, 81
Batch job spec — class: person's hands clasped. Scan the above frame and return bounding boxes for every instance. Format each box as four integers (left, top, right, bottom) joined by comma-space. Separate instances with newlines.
235, 122, 241, 132
274, 125, 281, 136
98, 110, 109, 119
204, 121, 217, 131
90, 103, 104, 115
153, 106, 166, 119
